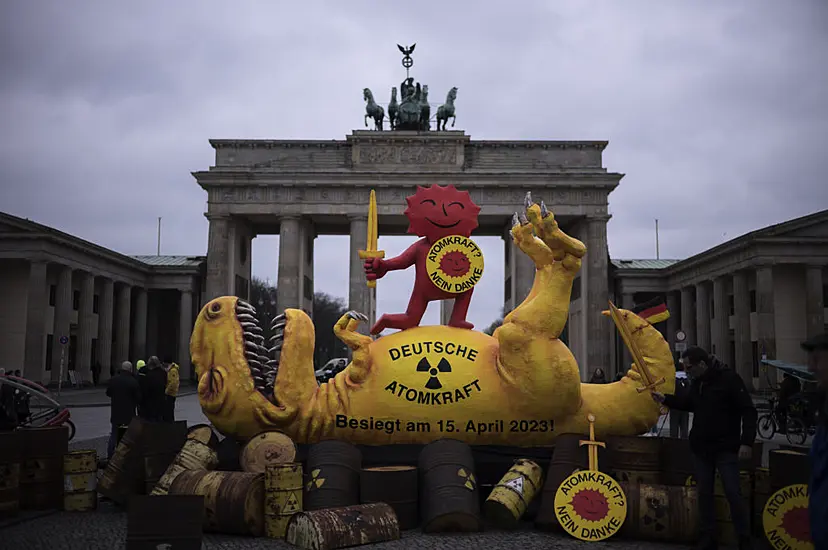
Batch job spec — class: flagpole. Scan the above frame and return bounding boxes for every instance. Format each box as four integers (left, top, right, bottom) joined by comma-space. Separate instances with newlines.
655, 218, 660, 260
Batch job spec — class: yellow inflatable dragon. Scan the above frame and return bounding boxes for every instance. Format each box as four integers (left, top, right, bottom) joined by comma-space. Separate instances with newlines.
191, 195, 675, 445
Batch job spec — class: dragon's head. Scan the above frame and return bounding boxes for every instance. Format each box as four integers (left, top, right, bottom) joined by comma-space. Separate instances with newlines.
190, 297, 317, 439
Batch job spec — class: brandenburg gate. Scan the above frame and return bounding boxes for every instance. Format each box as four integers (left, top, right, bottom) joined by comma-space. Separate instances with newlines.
192, 47, 623, 377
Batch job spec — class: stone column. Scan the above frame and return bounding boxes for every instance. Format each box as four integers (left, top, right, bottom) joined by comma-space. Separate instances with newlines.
712, 276, 730, 362
76, 271, 95, 384
503, 222, 535, 312
694, 281, 711, 350
205, 214, 231, 301
50, 265, 73, 382
132, 287, 148, 361
348, 215, 373, 332
756, 266, 776, 389
585, 216, 611, 373
666, 291, 680, 348
581, 216, 610, 373
440, 300, 453, 325
115, 284, 132, 364
805, 265, 825, 339
179, 289, 193, 380
733, 270, 753, 388
23, 260, 49, 381
277, 216, 302, 311
680, 287, 696, 346
97, 278, 114, 382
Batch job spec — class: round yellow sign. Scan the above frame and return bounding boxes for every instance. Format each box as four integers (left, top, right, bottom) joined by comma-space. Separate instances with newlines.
554, 470, 627, 542
762, 484, 813, 549
425, 236, 484, 294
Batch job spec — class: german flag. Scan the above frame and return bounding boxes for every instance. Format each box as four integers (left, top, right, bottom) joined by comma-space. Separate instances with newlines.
632, 297, 671, 325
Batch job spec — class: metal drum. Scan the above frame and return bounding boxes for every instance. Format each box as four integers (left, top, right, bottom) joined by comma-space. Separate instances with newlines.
19, 426, 69, 510
418, 438, 482, 533
63, 449, 97, 511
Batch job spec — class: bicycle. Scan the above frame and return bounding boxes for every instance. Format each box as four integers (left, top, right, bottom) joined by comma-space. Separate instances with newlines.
756, 398, 811, 445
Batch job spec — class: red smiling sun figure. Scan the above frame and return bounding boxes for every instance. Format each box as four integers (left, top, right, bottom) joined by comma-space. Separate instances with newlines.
571, 489, 610, 522
403, 184, 481, 243
439, 250, 471, 278
780, 506, 810, 543
365, 184, 482, 334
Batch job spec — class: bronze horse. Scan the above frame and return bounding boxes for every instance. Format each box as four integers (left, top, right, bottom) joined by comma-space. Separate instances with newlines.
436, 87, 457, 131
363, 88, 385, 131
388, 87, 399, 130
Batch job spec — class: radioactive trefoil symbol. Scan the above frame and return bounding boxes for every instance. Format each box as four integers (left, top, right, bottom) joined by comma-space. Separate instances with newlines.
306, 468, 325, 491
283, 492, 300, 513
417, 357, 452, 389
457, 468, 476, 491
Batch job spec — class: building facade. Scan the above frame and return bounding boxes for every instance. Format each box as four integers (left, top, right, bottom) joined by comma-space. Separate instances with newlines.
2, 207, 824, 389
611, 209, 828, 388
0, 213, 204, 385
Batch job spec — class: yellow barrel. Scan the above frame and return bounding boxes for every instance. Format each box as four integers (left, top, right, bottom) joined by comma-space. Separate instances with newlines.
150, 438, 219, 496
483, 459, 543, 529
63, 450, 97, 512
264, 463, 303, 538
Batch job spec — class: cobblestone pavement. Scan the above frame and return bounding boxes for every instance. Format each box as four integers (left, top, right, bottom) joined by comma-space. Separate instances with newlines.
0, 508, 695, 550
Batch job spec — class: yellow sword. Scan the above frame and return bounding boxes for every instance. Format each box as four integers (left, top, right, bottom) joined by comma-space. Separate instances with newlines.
607, 301, 668, 414
358, 189, 386, 289
579, 413, 605, 471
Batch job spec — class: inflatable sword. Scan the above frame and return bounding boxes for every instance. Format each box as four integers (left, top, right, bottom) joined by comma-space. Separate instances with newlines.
358, 189, 386, 289
579, 413, 605, 471
607, 301, 668, 414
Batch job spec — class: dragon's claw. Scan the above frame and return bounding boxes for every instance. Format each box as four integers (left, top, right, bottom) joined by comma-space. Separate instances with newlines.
346, 310, 369, 322
540, 200, 549, 218
511, 212, 520, 229
524, 191, 533, 209
518, 210, 529, 225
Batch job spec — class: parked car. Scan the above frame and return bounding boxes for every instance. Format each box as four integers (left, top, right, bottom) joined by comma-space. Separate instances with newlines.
315, 358, 349, 383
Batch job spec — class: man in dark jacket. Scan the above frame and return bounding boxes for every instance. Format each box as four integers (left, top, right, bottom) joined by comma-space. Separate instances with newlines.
106, 361, 141, 459
653, 346, 757, 550
803, 333, 828, 549
139, 356, 168, 422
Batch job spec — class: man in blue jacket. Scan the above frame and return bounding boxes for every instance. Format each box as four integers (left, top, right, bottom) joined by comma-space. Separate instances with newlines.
803, 333, 828, 549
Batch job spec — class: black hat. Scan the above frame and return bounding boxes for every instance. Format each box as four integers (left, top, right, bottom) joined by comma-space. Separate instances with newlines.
801, 333, 828, 352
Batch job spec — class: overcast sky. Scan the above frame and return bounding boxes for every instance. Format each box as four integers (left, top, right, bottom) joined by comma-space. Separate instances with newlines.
2, 1, 826, 330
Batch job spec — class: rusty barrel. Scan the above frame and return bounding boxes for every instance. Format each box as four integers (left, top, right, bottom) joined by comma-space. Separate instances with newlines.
98, 417, 147, 504
304, 440, 361, 511
19, 426, 69, 510
418, 438, 482, 533
659, 437, 695, 486
143, 420, 187, 494
607, 435, 661, 486
126, 494, 205, 550
0, 431, 21, 517
151, 438, 219, 496
286, 503, 400, 550
264, 463, 303, 538
187, 424, 219, 449
536, 433, 607, 530
360, 465, 418, 530
484, 459, 543, 529
169, 469, 264, 536
63, 449, 97, 512
241, 430, 297, 474
769, 449, 811, 491
619, 482, 699, 544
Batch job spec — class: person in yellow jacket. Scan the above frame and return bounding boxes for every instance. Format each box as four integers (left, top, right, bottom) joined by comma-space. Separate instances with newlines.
163, 359, 180, 422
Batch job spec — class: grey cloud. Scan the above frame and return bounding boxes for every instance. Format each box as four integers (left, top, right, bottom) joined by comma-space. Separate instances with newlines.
1, 0, 826, 330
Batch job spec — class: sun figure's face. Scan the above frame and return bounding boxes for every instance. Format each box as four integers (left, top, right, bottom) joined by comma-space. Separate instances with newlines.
404, 184, 481, 242
571, 489, 610, 522
439, 250, 471, 277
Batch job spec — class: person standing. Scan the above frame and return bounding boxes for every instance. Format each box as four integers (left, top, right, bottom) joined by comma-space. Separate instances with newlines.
652, 346, 757, 550
139, 356, 167, 422
670, 363, 691, 439
803, 333, 827, 549
105, 361, 141, 459
163, 359, 180, 422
